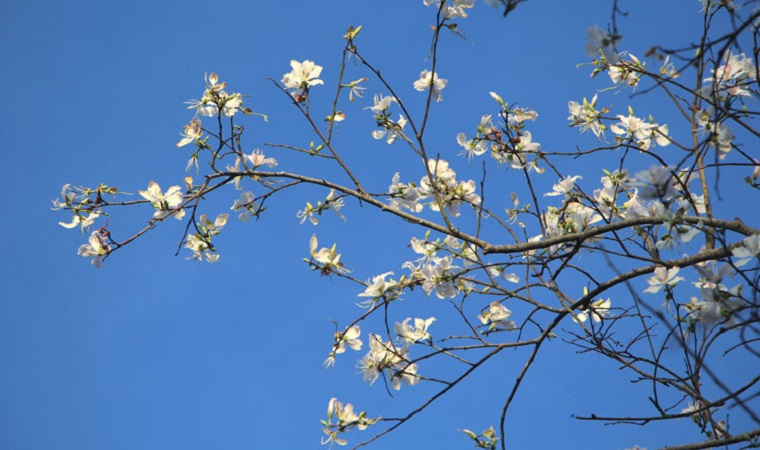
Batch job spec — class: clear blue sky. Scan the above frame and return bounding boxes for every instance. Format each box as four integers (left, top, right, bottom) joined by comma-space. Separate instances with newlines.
1, 1, 754, 449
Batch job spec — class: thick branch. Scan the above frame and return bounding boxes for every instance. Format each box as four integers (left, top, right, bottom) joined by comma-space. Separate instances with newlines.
660, 427, 760, 450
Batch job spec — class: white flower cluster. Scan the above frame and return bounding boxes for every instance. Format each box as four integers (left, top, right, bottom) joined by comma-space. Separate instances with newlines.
178, 73, 245, 147
538, 166, 709, 252
184, 213, 228, 263
309, 234, 348, 274
457, 114, 496, 160
696, 107, 735, 160
321, 398, 379, 446
325, 314, 434, 391
357, 272, 402, 306
607, 53, 644, 88
357, 333, 420, 390
609, 111, 670, 151
456, 95, 542, 172
703, 50, 756, 100
366, 94, 408, 144
388, 159, 481, 217
56, 184, 102, 232
403, 235, 473, 299
686, 262, 742, 325
568, 95, 604, 138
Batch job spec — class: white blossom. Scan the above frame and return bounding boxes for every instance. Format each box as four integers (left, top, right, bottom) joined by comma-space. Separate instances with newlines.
573, 298, 612, 323
388, 173, 424, 212
243, 149, 277, 169
395, 317, 436, 344
334, 325, 362, 354
139, 181, 185, 220
568, 95, 604, 138
77, 230, 110, 268
357, 272, 400, 302
585, 25, 620, 65
478, 301, 516, 331
281, 60, 324, 92
704, 50, 756, 98
628, 166, 677, 201
644, 266, 685, 294
732, 234, 760, 267
231, 192, 258, 222
309, 235, 347, 273
544, 175, 582, 198
413, 70, 447, 102
357, 334, 419, 390
59, 211, 100, 232
176, 119, 202, 147
184, 234, 220, 263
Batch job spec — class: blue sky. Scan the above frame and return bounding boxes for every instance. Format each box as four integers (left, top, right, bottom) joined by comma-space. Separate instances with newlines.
1, 0, 757, 449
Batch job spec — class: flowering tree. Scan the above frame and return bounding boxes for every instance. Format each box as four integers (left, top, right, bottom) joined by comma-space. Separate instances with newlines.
53, 0, 760, 449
